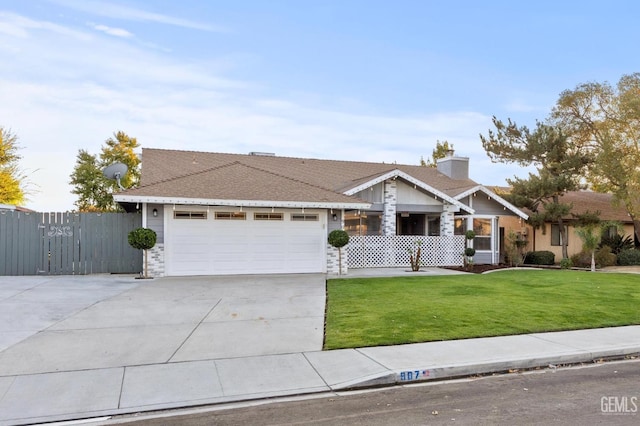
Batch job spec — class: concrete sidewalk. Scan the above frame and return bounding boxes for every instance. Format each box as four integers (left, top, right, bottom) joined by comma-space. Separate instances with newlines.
1, 325, 640, 425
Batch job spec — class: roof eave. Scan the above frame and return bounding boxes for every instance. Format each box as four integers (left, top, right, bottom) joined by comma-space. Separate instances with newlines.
113, 194, 371, 210
454, 185, 529, 220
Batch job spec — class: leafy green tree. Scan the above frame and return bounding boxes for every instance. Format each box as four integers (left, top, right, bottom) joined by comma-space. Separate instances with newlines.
550, 73, 640, 244
481, 118, 592, 259
69, 131, 140, 212
0, 127, 28, 205
421, 140, 454, 167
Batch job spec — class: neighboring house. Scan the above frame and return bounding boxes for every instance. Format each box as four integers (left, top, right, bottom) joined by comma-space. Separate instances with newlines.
495, 190, 635, 262
113, 148, 528, 277
0, 204, 35, 212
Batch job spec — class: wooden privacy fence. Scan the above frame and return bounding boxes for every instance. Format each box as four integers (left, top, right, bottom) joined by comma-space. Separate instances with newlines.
347, 235, 465, 268
0, 211, 143, 275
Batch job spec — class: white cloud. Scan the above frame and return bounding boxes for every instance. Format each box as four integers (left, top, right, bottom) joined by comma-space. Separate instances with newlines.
48, 0, 227, 32
90, 23, 132, 38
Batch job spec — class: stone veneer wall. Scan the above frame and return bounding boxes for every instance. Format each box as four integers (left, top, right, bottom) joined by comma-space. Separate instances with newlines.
440, 205, 456, 236
146, 243, 165, 277
382, 179, 397, 236
327, 244, 349, 275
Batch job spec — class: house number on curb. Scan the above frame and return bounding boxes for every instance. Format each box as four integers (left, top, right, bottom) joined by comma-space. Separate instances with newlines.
399, 370, 430, 381
47, 225, 73, 237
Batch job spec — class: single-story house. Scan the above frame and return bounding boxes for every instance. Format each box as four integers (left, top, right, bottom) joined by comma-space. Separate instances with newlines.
496, 190, 636, 261
113, 148, 528, 276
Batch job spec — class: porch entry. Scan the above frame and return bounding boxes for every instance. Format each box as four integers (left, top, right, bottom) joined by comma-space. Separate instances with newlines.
397, 213, 440, 236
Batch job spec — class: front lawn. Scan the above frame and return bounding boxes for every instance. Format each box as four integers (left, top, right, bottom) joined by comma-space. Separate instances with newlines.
324, 270, 640, 350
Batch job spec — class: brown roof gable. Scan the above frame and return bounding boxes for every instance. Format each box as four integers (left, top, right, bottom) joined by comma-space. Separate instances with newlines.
121, 148, 479, 205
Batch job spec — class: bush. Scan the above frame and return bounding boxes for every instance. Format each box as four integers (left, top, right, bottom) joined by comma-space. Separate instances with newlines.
618, 249, 640, 266
328, 230, 349, 248
596, 246, 617, 267
600, 234, 634, 255
560, 258, 573, 269
570, 247, 617, 269
128, 228, 157, 250
524, 250, 555, 265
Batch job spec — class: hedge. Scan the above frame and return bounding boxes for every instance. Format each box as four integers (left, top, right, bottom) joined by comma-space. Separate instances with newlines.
617, 249, 640, 266
524, 250, 555, 265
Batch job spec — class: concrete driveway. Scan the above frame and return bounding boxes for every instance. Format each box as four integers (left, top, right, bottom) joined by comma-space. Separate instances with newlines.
0, 274, 326, 376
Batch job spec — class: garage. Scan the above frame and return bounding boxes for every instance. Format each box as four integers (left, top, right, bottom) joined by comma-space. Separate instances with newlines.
165, 206, 327, 276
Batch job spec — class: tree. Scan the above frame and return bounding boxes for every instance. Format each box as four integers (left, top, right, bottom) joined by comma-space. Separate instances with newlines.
421, 140, 454, 167
128, 227, 157, 278
480, 118, 592, 259
573, 212, 620, 272
69, 131, 141, 212
550, 73, 640, 244
0, 127, 27, 205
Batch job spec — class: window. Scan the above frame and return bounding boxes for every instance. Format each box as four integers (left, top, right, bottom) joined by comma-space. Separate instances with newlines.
291, 213, 319, 221
174, 211, 207, 219
603, 225, 618, 239
344, 211, 382, 236
551, 224, 568, 246
454, 218, 467, 236
254, 212, 283, 220
473, 218, 492, 250
427, 216, 440, 236
215, 211, 246, 220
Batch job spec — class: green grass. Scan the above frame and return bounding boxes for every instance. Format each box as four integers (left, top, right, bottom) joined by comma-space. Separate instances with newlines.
324, 270, 640, 350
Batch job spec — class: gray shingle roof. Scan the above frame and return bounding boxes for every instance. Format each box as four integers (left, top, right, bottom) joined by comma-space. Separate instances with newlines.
120, 148, 480, 205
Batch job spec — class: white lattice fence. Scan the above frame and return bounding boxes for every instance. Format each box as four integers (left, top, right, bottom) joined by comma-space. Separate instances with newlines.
347, 235, 465, 268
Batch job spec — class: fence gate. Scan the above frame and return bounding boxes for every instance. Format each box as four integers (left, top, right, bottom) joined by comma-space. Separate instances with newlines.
0, 211, 143, 275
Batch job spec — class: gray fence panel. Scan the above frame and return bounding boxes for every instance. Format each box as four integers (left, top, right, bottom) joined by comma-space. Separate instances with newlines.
0, 211, 41, 275
0, 211, 142, 276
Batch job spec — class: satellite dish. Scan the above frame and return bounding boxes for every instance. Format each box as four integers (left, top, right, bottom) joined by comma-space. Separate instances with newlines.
102, 162, 128, 190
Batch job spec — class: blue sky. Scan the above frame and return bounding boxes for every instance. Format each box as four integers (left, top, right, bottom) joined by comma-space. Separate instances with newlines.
1, 0, 638, 211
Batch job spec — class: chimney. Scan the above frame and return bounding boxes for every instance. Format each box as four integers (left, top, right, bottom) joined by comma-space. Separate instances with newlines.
437, 150, 469, 180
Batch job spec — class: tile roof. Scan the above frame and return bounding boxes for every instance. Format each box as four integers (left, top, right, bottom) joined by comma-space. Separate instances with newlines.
119, 148, 480, 206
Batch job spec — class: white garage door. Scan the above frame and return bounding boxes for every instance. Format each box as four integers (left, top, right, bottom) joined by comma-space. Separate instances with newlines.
165, 207, 326, 276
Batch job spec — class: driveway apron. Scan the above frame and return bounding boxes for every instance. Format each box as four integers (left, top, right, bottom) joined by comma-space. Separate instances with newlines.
0, 274, 326, 376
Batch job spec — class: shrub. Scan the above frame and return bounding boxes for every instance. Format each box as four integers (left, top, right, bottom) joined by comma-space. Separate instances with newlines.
596, 246, 617, 268
559, 258, 573, 269
600, 234, 634, 255
128, 228, 157, 279
618, 249, 640, 266
570, 247, 617, 269
128, 228, 157, 250
328, 230, 349, 248
524, 250, 555, 265
328, 229, 350, 275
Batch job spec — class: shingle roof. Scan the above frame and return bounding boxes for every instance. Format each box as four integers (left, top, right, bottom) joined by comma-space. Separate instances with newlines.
487, 187, 632, 223
560, 191, 632, 222
118, 148, 481, 206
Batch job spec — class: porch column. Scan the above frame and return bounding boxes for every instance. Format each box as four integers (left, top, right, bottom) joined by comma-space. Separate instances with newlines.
440, 204, 456, 236
382, 179, 397, 236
